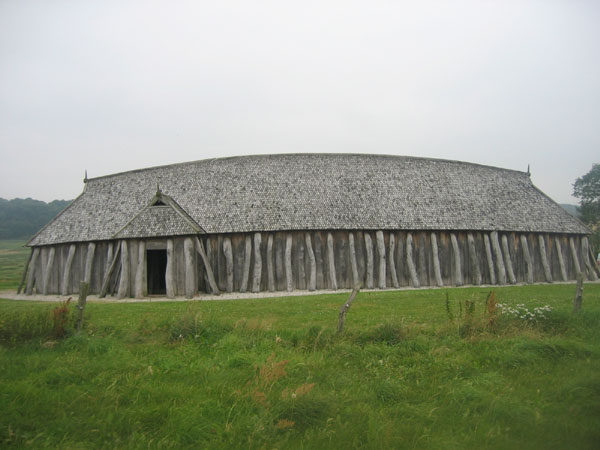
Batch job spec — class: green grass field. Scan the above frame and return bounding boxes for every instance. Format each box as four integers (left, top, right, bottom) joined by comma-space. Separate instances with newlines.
0, 240, 599, 448
0, 240, 29, 290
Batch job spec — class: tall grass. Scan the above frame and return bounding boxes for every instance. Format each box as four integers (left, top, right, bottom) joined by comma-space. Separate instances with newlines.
0, 284, 599, 448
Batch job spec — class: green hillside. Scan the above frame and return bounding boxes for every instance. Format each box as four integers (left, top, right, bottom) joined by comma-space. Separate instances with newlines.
0, 198, 71, 240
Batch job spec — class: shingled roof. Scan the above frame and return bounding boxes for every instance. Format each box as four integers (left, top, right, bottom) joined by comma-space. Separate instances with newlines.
29, 154, 588, 246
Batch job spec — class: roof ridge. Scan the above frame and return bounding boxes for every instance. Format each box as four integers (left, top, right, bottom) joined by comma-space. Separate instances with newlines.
85, 153, 529, 183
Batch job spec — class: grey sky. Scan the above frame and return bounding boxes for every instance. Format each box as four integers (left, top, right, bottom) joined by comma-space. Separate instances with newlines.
1, 0, 598, 204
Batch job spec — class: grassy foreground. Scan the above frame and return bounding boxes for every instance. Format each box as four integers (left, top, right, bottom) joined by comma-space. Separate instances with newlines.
1, 284, 599, 449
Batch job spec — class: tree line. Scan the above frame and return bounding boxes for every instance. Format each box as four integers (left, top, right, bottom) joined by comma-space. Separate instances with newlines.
0, 198, 71, 240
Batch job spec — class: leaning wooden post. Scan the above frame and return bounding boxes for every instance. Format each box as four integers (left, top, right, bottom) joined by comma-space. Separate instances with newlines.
554, 237, 568, 281
538, 235, 553, 283
483, 234, 496, 285
431, 233, 443, 287
501, 235, 516, 284
194, 237, 220, 294
62, 244, 77, 295
569, 237, 582, 278
25, 247, 40, 295
305, 233, 317, 291
520, 235, 534, 284
388, 233, 400, 288
240, 235, 252, 293
100, 243, 121, 298
582, 237, 598, 281
42, 247, 56, 295
76, 281, 89, 333
450, 233, 463, 286
327, 232, 338, 290
348, 233, 360, 288
337, 286, 360, 334
17, 249, 33, 294
573, 273, 584, 313
490, 232, 507, 285
406, 233, 420, 288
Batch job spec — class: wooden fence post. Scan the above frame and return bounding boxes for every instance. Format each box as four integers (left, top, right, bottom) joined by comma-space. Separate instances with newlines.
77, 281, 89, 332
337, 286, 360, 334
573, 273, 584, 313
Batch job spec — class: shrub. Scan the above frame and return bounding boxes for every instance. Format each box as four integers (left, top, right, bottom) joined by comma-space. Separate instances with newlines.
0, 300, 75, 344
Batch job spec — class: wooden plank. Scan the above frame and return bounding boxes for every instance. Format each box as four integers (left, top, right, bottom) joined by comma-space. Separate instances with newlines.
42, 247, 56, 295
223, 237, 234, 293
296, 234, 306, 290
134, 241, 147, 298
538, 235, 553, 282
252, 232, 262, 292
348, 232, 360, 287
327, 232, 338, 290
240, 235, 252, 292
183, 237, 195, 298
364, 233, 374, 288
554, 236, 568, 281
467, 233, 482, 286
483, 234, 496, 285
388, 233, 399, 288
417, 234, 427, 286
305, 232, 316, 291
285, 233, 293, 292
166, 239, 176, 298
431, 233, 443, 287
195, 236, 219, 294
406, 233, 420, 288
117, 240, 130, 299
520, 235, 534, 284
376, 231, 386, 289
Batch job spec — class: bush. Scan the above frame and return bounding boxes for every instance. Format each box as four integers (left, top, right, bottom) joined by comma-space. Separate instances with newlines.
0, 300, 75, 344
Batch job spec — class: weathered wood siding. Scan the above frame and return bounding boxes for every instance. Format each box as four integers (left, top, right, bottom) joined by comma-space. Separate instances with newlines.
25, 231, 598, 296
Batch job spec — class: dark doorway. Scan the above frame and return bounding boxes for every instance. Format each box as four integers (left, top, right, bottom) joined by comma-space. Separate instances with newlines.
147, 249, 167, 295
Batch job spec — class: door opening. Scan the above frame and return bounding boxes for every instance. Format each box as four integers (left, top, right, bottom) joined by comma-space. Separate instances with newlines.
147, 249, 167, 295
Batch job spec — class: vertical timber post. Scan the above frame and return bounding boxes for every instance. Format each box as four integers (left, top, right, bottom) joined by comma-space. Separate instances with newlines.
305, 233, 317, 291
240, 235, 252, 292
117, 240, 130, 299
285, 233, 293, 292
364, 233, 374, 289
135, 241, 147, 298
267, 234, 275, 292
491, 232, 507, 285
467, 233, 482, 285
166, 239, 176, 298
569, 237, 582, 277
349, 233, 360, 288
62, 244, 77, 295
42, 247, 56, 295
376, 231, 386, 289
25, 247, 40, 295
252, 232, 262, 293
76, 281, 89, 333
327, 232, 337, 290
183, 237, 195, 299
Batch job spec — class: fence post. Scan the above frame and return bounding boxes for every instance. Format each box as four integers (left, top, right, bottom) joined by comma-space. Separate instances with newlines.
77, 281, 89, 332
573, 273, 584, 313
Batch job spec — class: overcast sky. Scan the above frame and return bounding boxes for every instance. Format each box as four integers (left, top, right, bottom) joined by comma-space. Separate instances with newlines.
1, 0, 598, 204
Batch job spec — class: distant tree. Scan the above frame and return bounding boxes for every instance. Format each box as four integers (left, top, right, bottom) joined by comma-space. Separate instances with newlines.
573, 164, 600, 253
0, 198, 71, 239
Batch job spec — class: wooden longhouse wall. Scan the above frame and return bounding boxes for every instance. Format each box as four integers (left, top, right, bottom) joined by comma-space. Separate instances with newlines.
24, 231, 599, 297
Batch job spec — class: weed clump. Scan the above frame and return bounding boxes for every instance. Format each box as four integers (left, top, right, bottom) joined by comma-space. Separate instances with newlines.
356, 322, 405, 346
168, 312, 232, 344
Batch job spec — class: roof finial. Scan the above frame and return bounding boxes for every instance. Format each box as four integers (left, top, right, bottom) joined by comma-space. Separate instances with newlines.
527, 164, 530, 176
156, 182, 161, 195
84, 169, 88, 183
